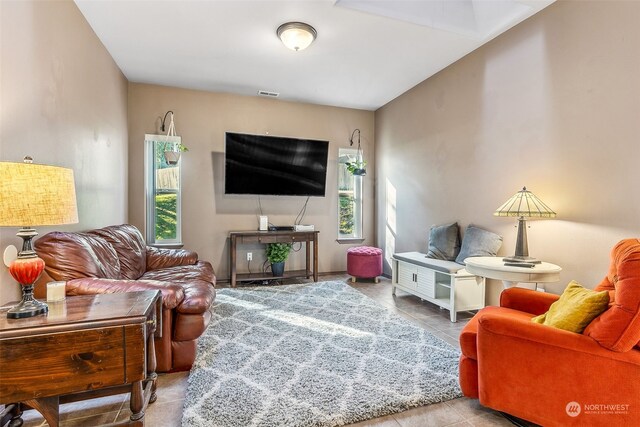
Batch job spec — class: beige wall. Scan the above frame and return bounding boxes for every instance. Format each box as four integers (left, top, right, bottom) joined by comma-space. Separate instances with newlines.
128, 84, 375, 280
0, 0, 128, 304
375, 0, 640, 305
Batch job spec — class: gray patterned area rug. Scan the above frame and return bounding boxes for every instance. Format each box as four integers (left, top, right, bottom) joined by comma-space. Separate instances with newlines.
182, 281, 462, 427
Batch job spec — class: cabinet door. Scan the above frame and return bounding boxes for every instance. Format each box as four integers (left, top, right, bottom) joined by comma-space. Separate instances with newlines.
397, 262, 417, 291
416, 266, 435, 298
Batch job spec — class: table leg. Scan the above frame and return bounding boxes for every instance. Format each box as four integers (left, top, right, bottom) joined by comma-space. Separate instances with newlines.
24, 397, 59, 427
130, 380, 145, 421
6, 403, 23, 427
305, 240, 311, 279
230, 235, 237, 288
147, 314, 158, 404
313, 235, 318, 282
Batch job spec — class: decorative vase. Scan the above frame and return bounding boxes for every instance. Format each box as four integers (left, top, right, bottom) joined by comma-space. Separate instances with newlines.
271, 261, 285, 277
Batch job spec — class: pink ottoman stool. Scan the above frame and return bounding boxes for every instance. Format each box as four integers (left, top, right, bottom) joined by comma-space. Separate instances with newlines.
347, 246, 383, 283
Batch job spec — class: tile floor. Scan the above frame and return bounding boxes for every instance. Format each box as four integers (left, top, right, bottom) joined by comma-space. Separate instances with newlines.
16, 275, 518, 427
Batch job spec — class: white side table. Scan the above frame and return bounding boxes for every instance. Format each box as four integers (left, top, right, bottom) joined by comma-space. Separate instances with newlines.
464, 256, 562, 289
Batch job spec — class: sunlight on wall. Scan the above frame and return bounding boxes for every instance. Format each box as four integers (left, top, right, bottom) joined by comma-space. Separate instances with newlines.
385, 178, 397, 268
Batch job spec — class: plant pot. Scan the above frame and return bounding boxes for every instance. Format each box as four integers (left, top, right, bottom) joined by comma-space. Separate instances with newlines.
164, 151, 181, 165
353, 168, 366, 176
271, 261, 285, 277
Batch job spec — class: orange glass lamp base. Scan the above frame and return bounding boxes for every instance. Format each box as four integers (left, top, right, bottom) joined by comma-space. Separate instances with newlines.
7, 229, 48, 319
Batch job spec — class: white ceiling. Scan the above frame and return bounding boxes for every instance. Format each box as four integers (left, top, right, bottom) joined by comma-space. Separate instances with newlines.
75, 0, 554, 111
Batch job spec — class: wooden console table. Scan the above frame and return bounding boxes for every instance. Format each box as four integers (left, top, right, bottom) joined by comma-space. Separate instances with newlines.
0, 291, 161, 427
229, 230, 319, 287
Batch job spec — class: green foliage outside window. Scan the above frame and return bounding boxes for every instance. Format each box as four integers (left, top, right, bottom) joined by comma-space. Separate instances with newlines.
339, 194, 354, 235
155, 193, 177, 240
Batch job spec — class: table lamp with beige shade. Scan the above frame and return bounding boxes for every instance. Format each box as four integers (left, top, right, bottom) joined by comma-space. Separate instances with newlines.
494, 186, 556, 266
0, 157, 78, 319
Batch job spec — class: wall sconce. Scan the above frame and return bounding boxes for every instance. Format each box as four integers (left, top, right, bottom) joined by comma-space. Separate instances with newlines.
346, 129, 366, 176
277, 22, 317, 51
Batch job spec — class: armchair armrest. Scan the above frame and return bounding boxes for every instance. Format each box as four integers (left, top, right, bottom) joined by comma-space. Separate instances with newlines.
66, 277, 185, 310
500, 287, 559, 315
146, 246, 198, 271
476, 312, 640, 426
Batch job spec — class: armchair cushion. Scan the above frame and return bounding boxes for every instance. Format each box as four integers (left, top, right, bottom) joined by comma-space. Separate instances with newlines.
531, 280, 609, 333
585, 238, 640, 352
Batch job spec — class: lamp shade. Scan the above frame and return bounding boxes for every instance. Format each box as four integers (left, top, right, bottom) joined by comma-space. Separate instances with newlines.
277, 22, 317, 51
0, 161, 78, 226
494, 187, 555, 219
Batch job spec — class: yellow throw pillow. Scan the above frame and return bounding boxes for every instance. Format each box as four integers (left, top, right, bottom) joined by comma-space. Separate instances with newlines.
531, 280, 610, 333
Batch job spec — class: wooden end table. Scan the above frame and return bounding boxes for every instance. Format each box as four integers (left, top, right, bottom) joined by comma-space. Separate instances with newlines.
0, 291, 161, 427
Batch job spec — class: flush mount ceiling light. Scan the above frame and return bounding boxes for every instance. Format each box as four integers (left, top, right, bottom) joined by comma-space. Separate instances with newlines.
277, 22, 317, 51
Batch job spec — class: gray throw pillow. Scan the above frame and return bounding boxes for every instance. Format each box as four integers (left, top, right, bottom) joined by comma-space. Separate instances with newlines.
455, 225, 503, 264
426, 222, 460, 261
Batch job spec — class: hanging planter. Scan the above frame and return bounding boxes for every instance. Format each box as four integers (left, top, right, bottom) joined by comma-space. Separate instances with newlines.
347, 129, 366, 176
161, 111, 188, 165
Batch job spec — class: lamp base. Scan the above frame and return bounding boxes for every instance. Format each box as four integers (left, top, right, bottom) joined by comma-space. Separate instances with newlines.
7, 285, 48, 319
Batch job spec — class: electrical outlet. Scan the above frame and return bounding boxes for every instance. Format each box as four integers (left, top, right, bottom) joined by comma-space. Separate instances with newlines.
247, 252, 252, 261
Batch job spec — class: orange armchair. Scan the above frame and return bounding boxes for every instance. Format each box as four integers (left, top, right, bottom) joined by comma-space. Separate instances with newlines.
459, 239, 640, 427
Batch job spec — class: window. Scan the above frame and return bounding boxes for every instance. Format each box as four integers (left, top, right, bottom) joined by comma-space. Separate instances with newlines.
338, 148, 363, 240
145, 135, 182, 245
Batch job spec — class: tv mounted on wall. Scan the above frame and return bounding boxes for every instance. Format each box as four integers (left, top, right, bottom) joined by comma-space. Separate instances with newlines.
224, 132, 329, 197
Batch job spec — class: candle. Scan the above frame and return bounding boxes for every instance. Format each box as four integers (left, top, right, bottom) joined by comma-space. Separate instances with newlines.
46, 281, 66, 301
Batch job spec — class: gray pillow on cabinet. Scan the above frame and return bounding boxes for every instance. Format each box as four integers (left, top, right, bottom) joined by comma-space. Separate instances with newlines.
426, 222, 461, 261
455, 225, 503, 264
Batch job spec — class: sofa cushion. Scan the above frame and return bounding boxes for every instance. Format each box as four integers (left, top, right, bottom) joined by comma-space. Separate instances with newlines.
89, 224, 147, 280
35, 231, 120, 280
531, 281, 609, 333
456, 225, 503, 265
426, 222, 460, 261
585, 239, 640, 352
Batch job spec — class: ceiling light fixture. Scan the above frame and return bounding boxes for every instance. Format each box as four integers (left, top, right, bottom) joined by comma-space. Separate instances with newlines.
277, 22, 317, 51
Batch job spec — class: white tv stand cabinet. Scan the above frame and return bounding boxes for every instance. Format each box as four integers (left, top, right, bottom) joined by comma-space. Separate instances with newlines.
391, 252, 485, 322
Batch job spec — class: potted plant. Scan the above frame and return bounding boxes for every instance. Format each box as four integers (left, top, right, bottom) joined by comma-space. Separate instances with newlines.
345, 160, 366, 176
266, 243, 292, 277
164, 141, 189, 165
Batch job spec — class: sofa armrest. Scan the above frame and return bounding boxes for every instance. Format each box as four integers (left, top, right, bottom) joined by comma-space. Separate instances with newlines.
66, 277, 184, 310
499, 287, 559, 315
146, 246, 198, 271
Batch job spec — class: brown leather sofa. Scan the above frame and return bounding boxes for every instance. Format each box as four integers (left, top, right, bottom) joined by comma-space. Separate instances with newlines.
34, 224, 216, 372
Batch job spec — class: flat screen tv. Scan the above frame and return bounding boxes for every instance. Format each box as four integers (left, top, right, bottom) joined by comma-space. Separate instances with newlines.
224, 132, 329, 196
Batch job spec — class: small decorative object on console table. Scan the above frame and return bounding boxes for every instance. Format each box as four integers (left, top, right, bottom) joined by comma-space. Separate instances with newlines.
0, 157, 78, 319
494, 186, 556, 266
464, 256, 561, 290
